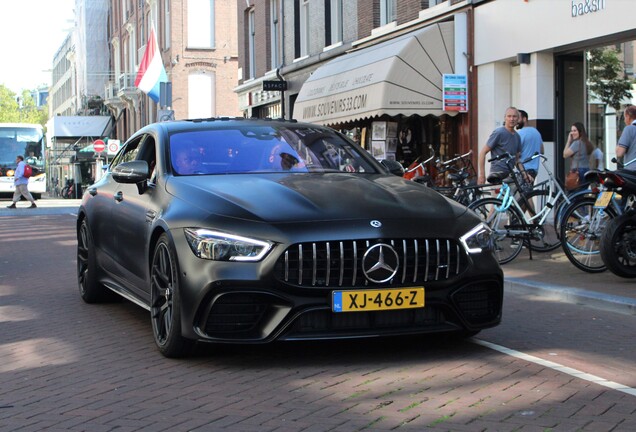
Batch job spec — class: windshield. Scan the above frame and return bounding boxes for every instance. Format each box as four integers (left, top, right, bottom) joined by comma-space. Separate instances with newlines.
0, 126, 44, 168
169, 125, 380, 175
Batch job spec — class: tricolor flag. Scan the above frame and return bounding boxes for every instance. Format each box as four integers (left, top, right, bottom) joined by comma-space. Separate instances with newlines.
135, 26, 168, 102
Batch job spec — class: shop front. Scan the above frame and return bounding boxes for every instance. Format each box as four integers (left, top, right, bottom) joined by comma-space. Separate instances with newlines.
46, 115, 114, 197
292, 20, 469, 171
474, 0, 636, 181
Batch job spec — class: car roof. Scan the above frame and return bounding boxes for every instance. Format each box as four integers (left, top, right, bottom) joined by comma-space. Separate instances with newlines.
144, 117, 327, 136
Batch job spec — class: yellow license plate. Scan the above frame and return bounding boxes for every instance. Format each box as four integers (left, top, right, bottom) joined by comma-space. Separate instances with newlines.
594, 191, 613, 208
332, 287, 425, 313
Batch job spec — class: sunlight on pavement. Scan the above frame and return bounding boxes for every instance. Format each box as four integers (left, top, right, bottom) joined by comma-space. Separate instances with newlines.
0, 338, 79, 373
0, 305, 38, 322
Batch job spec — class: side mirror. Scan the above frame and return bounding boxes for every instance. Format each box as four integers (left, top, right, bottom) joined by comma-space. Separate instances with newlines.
380, 159, 405, 176
112, 160, 149, 193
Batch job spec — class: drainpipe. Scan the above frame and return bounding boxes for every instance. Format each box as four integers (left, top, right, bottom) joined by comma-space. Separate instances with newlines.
280, 0, 286, 118
277, 67, 285, 119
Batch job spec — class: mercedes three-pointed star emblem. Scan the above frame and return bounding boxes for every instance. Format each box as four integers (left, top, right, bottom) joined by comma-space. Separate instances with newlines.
362, 243, 399, 283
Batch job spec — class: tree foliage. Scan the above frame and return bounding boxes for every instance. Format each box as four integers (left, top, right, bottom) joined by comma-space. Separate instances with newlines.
0, 84, 48, 126
587, 48, 633, 111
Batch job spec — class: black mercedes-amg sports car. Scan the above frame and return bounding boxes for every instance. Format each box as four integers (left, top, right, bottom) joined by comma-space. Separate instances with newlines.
76, 117, 502, 357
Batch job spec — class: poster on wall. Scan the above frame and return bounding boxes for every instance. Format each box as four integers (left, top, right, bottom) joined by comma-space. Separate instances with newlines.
387, 122, 398, 138
387, 138, 398, 153
371, 141, 386, 159
443, 74, 468, 112
372, 122, 387, 140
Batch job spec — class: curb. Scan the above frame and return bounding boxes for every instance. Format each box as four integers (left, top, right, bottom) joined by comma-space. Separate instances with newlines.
505, 277, 636, 316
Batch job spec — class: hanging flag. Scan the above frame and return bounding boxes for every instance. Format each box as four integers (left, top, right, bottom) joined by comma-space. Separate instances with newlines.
135, 26, 168, 103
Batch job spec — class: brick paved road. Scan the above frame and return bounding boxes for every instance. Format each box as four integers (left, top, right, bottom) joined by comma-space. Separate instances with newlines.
1, 214, 636, 431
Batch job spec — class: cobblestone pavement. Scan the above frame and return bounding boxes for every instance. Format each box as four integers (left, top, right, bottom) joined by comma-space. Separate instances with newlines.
1, 211, 636, 431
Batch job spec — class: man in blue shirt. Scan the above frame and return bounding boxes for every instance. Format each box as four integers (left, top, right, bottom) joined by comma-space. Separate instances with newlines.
6, 155, 37, 209
617, 105, 636, 169
516, 109, 544, 182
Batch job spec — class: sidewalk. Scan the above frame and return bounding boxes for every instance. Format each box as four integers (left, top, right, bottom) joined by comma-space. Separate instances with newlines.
503, 248, 636, 316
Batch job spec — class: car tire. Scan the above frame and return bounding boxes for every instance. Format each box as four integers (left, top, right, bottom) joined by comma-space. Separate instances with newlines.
77, 219, 113, 303
150, 233, 195, 358
600, 213, 636, 278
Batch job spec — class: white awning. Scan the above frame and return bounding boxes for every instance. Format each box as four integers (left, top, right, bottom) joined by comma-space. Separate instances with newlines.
46, 116, 112, 138
293, 22, 457, 126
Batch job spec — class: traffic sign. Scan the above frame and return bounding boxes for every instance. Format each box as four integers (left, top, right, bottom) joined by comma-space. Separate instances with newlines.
93, 139, 106, 153
107, 140, 121, 155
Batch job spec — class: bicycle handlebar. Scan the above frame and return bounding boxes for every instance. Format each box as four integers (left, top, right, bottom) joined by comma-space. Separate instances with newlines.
441, 149, 473, 166
404, 152, 436, 173
520, 152, 547, 165
487, 152, 514, 163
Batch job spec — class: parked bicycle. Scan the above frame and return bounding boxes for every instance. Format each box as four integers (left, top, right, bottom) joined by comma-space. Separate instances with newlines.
468, 152, 570, 264
559, 157, 635, 273
61, 179, 75, 199
429, 150, 487, 206
403, 145, 436, 185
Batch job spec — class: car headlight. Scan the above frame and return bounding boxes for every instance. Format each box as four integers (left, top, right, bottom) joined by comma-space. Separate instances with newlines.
459, 223, 493, 254
184, 228, 273, 261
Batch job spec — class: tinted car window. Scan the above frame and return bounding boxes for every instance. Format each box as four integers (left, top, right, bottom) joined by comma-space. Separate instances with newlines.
110, 137, 142, 169
169, 126, 379, 175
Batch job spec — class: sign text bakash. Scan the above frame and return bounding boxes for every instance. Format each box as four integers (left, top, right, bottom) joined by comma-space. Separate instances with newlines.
571, 0, 606, 17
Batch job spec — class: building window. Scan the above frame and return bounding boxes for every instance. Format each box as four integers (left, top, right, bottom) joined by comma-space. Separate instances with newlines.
248, 9, 256, 79
121, 0, 127, 23
164, 0, 171, 49
300, 0, 309, 57
380, 0, 396, 26
188, 72, 215, 118
188, 0, 215, 49
270, 0, 281, 69
325, 0, 342, 46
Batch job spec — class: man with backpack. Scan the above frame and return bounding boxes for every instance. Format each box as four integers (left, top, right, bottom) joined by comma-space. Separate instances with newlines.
6, 155, 37, 209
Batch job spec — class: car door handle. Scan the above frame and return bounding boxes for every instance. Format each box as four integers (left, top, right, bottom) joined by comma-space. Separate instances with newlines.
88, 188, 97, 196
114, 191, 124, 202
146, 210, 157, 223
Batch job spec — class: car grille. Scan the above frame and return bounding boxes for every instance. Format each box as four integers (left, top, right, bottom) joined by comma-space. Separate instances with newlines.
452, 281, 502, 326
284, 307, 446, 338
274, 238, 466, 287
203, 293, 274, 337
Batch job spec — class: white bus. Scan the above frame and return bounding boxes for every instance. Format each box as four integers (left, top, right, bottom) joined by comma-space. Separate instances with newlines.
0, 123, 46, 198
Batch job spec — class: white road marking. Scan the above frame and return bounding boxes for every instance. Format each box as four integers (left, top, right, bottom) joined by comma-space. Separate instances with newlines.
472, 338, 636, 397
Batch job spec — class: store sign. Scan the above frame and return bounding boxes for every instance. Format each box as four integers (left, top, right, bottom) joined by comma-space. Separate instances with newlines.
571, 0, 606, 17
262, 80, 288, 91
443, 74, 468, 112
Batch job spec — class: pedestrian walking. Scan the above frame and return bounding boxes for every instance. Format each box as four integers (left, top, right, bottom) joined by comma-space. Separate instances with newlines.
6, 155, 37, 209
478, 106, 522, 185
516, 109, 544, 183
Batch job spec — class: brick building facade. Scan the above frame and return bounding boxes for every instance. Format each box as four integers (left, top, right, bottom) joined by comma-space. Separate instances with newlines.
235, 0, 475, 165
105, 0, 240, 143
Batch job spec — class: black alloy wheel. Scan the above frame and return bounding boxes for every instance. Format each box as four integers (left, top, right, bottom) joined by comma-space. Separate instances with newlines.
77, 219, 111, 302
150, 233, 194, 357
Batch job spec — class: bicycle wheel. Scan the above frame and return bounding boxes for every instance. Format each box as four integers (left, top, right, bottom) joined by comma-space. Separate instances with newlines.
559, 197, 617, 273
469, 198, 524, 264
520, 189, 561, 252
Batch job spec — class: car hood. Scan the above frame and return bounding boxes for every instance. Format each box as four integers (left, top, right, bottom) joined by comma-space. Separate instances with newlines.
165, 173, 469, 224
